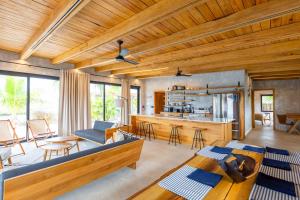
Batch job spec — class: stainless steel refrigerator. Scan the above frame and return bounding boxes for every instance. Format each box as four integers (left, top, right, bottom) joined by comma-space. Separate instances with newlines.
213, 93, 240, 139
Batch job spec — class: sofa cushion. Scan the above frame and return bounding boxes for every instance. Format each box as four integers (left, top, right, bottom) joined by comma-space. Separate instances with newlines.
93, 121, 114, 132
75, 129, 105, 144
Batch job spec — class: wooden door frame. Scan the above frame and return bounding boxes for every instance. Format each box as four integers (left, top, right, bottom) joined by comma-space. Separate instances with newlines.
251, 88, 276, 130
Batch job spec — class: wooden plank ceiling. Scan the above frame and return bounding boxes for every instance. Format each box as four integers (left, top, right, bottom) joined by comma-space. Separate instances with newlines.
1, 0, 300, 81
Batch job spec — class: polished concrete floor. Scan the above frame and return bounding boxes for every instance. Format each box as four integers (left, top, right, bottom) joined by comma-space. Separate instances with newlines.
58, 126, 300, 200
6, 126, 300, 199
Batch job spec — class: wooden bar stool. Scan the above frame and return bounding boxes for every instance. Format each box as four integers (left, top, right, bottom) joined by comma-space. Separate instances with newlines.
168, 125, 183, 146
137, 121, 146, 138
191, 127, 207, 149
144, 122, 156, 141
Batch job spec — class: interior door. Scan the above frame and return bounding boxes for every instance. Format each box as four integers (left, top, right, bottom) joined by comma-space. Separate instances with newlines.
154, 91, 165, 114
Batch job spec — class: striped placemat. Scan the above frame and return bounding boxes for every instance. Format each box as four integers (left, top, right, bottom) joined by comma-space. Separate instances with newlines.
196, 146, 229, 160
158, 165, 215, 200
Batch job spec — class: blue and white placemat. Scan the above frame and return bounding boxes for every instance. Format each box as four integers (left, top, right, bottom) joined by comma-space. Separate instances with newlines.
196, 146, 230, 160
249, 172, 300, 200
226, 141, 265, 154
264, 152, 300, 166
259, 164, 300, 184
158, 165, 217, 200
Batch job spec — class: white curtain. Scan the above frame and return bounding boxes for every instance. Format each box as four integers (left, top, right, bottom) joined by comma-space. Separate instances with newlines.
58, 69, 91, 136
121, 79, 131, 125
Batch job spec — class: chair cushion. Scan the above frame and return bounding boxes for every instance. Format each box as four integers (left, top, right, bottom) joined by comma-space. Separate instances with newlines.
75, 129, 105, 144
0, 148, 11, 161
93, 121, 114, 132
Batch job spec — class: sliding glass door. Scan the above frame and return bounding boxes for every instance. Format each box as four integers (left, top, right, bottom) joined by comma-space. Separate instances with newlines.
0, 72, 59, 140
130, 86, 140, 115
0, 74, 27, 139
90, 83, 104, 123
30, 77, 59, 134
90, 82, 122, 124
105, 84, 121, 122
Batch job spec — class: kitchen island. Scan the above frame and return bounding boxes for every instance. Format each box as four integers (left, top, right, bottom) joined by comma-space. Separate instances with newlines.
131, 114, 232, 146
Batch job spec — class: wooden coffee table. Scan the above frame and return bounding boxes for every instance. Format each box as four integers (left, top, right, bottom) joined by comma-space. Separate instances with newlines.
45, 135, 80, 152
41, 143, 72, 161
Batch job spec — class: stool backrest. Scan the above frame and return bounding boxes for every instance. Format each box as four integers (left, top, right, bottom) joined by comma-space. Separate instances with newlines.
0, 120, 15, 141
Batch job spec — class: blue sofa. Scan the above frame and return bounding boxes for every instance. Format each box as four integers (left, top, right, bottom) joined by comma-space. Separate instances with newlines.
75, 121, 115, 144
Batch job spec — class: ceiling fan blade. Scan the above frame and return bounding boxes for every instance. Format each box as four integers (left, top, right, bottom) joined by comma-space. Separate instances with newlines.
123, 58, 139, 65
182, 74, 192, 77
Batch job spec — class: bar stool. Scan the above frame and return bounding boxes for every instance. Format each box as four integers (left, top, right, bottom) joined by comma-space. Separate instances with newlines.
144, 122, 156, 141
137, 121, 146, 138
191, 127, 207, 149
168, 125, 183, 146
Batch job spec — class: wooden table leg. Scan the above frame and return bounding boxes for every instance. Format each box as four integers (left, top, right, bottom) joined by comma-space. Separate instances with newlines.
288, 120, 300, 134
8, 157, 12, 165
0, 160, 3, 169
49, 150, 52, 160
43, 150, 48, 161
76, 141, 80, 152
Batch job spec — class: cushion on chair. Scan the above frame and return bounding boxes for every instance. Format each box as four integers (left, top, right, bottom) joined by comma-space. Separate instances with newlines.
75, 129, 106, 144
93, 121, 114, 132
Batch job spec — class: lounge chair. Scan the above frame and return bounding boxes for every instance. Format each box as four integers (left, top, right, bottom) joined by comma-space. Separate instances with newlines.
27, 119, 55, 148
0, 120, 25, 155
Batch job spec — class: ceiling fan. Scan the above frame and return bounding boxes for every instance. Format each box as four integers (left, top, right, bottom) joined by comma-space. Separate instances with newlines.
175, 67, 192, 77
115, 40, 139, 65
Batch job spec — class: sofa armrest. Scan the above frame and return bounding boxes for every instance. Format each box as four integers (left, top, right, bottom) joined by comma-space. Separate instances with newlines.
105, 125, 130, 141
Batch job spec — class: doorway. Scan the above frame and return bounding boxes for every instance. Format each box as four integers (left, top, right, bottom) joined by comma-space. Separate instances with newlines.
252, 89, 275, 129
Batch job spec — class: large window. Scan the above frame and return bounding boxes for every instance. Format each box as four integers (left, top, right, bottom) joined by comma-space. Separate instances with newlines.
261, 95, 273, 112
105, 84, 121, 122
90, 83, 104, 123
130, 86, 140, 115
0, 72, 59, 140
0, 74, 27, 138
90, 82, 121, 123
30, 77, 59, 133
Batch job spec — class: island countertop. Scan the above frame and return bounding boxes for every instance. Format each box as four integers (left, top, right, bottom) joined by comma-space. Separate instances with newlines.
130, 114, 234, 124
130, 114, 233, 145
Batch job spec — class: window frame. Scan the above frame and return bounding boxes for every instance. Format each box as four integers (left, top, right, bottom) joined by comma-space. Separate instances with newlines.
260, 94, 274, 112
0, 70, 59, 141
130, 85, 140, 114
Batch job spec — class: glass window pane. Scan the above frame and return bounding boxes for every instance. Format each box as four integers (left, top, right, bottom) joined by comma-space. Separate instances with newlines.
0, 75, 27, 139
105, 84, 121, 122
261, 95, 273, 112
30, 78, 59, 135
90, 83, 104, 124
130, 88, 139, 114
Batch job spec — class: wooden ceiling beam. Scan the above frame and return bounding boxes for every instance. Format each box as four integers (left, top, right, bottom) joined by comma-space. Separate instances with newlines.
249, 70, 300, 77
95, 22, 300, 72
111, 40, 300, 75
129, 58, 300, 78
252, 75, 300, 80
86, 0, 300, 69
52, 0, 206, 64
20, 0, 91, 60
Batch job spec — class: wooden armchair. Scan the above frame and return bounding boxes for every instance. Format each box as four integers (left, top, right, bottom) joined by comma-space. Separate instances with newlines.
27, 119, 55, 148
0, 120, 25, 155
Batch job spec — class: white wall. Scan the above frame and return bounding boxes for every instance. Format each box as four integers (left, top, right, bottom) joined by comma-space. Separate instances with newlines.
141, 70, 252, 133
253, 79, 300, 130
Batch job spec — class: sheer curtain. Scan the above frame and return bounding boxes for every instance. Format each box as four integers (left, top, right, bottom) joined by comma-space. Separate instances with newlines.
121, 79, 131, 125
58, 69, 91, 136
